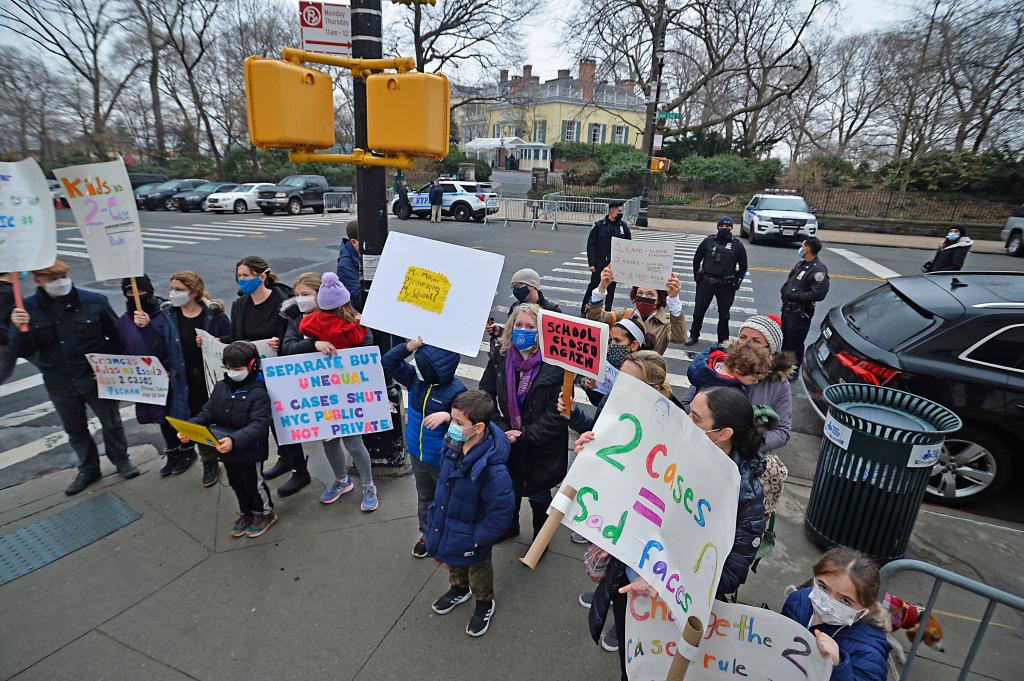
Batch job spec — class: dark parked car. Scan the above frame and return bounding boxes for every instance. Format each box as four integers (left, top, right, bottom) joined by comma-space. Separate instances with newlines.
256, 174, 338, 215
801, 272, 1024, 506
140, 179, 206, 211
171, 182, 238, 212
133, 182, 161, 208
128, 172, 169, 189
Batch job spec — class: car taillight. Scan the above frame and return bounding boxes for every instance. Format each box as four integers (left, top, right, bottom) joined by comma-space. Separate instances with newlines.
475, 194, 485, 201
834, 351, 901, 386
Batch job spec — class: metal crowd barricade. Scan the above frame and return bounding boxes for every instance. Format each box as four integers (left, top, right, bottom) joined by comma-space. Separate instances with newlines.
485, 198, 555, 230
879, 559, 1024, 680
322, 192, 354, 215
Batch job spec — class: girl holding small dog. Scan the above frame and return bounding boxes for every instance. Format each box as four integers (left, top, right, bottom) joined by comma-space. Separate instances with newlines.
783, 547, 891, 681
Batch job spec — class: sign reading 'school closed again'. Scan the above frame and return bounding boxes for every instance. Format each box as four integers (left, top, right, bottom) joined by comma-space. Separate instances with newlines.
538, 309, 607, 381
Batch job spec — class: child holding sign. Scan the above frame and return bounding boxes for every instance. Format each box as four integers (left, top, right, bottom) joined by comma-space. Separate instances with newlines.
178, 341, 276, 538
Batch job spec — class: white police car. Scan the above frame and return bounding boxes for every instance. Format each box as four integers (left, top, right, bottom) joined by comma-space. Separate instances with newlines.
392, 180, 499, 222
740, 189, 818, 244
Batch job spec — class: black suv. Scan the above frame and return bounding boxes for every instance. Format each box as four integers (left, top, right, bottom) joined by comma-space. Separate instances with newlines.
801, 272, 1024, 506
140, 179, 206, 211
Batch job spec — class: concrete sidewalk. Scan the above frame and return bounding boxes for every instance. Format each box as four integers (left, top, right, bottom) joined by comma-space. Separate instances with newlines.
1, 436, 1022, 681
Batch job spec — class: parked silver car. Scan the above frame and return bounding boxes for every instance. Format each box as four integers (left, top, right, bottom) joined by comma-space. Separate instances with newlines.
1002, 204, 1023, 257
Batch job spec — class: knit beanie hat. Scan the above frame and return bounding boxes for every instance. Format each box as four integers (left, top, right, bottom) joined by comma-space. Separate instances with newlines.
317, 272, 351, 309
511, 268, 541, 289
740, 314, 784, 355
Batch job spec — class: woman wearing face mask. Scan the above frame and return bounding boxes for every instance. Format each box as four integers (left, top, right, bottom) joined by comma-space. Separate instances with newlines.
922, 225, 972, 273
782, 547, 891, 681
585, 266, 687, 355
578, 319, 647, 406
479, 303, 568, 540
162, 271, 231, 486
585, 387, 766, 671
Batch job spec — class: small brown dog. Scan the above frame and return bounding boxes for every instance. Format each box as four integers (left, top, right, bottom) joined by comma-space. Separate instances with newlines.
883, 593, 945, 663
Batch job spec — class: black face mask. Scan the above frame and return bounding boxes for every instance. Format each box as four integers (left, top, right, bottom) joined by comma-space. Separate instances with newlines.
716, 227, 732, 240
125, 293, 158, 314
607, 343, 631, 369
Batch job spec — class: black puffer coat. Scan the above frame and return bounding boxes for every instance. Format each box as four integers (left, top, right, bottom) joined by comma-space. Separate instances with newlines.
190, 372, 271, 463
479, 346, 568, 496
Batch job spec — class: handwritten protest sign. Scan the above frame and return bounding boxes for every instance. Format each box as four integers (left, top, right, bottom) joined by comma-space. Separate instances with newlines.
87, 353, 169, 406
612, 238, 674, 289
262, 348, 392, 445
539, 309, 607, 381
360, 232, 504, 357
625, 595, 833, 681
0, 158, 57, 272
196, 330, 277, 396
53, 158, 144, 280
559, 372, 740, 631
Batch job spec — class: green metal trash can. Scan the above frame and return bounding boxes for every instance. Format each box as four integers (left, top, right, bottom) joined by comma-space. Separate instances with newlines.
805, 384, 962, 561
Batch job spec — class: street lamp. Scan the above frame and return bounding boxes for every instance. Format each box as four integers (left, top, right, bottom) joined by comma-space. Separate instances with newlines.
635, 0, 667, 229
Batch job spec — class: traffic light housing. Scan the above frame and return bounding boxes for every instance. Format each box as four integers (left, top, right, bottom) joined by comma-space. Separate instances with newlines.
650, 156, 670, 173
244, 56, 335, 150
366, 71, 450, 160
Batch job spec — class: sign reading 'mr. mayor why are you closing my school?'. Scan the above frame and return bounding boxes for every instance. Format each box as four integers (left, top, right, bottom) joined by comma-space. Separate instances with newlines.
261, 348, 392, 446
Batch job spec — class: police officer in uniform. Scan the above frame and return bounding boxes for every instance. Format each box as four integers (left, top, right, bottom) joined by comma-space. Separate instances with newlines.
582, 200, 632, 313
685, 216, 748, 345
781, 236, 829, 376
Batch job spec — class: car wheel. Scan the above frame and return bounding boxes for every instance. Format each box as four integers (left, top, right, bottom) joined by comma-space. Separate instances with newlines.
288, 198, 303, 215
164, 199, 174, 211
234, 200, 247, 214
925, 429, 1012, 506
452, 203, 471, 222
748, 222, 759, 245
396, 204, 411, 220
261, 207, 276, 215
1007, 231, 1024, 257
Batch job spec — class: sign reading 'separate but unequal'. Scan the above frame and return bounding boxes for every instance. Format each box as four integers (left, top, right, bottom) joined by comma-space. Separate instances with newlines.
538, 309, 608, 381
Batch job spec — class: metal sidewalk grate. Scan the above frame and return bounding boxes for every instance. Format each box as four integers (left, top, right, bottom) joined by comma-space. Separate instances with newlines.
0, 492, 142, 587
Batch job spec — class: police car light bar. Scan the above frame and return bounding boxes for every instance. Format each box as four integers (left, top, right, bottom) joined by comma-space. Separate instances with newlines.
763, 187, 798, 194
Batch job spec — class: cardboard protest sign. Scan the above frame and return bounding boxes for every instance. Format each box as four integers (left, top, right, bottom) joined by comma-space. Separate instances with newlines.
87, 353, 169, 405
0, 158, 57, 272
612, 238, 674, 289
359, 232, 504, 357
559, 372, 740, 631
625, 595, 833, 681
165, 417, 221, 448
593, 363, 620, 395
53, 158, 144, 280
538, 309, 607, 381
262, 348, 392, 445
196, 330, 277, 395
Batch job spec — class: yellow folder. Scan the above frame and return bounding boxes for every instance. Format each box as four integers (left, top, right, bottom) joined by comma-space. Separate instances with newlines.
165, 416, 221, 448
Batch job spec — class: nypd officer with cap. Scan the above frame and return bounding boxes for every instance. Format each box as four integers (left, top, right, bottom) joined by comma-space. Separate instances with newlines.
582, 199, 631, 313
685, 216, 748, 345
780, 236, 829, 376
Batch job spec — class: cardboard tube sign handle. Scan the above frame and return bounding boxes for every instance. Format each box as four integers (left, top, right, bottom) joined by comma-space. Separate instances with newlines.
665, 616, 704, 681
561, 370, 573, 418
520, 485, 577, 570
11, 275, 27, 332
130, 277, 142, 313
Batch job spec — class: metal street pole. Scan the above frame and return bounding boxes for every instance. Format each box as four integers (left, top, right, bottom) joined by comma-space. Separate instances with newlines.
635, 0, 667, 229
352, 0, 406, 466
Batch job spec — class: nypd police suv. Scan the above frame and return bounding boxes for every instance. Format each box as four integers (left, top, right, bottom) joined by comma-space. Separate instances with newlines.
392, 179, 499, 222
740, 188, 818, 244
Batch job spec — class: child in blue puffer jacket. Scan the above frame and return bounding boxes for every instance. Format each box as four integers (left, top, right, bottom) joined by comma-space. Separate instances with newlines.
686, 341, 772, 394
382, 335, 466, 558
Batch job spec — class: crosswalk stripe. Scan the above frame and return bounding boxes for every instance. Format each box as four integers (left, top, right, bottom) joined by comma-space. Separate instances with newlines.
66, 237, 171, 250
0, 406, 136, 471
561, 259, 751, 282
546, 271, 755, 293
141, 228, 222, 241
0, 401, 55, 428
57, 249, 90, 258
188, 222, 298, 232
0, 374, 44, 398
139, 236, 202, 245
537, 281, 756, 304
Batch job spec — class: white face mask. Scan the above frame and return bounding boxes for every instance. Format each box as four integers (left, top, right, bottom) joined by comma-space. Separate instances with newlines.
225, 368, 249, 382
44, 277, 73, 297
809, 583, 865, 627
168, 290, 191, 307
296, 295, 317, 313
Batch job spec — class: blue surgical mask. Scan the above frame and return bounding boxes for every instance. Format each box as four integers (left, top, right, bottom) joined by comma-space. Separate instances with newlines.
238, 277, 262, 295
512, 285, 531, 302
512, 328, 537, 351
797, 247, 806, 259
946, 232, 960, 241
447, 422, 468, 442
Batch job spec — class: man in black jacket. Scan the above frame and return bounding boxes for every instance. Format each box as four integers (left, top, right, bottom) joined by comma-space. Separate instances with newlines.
686, 216, 748, 346
582, 200, 632, 313
781, 237, 829, 375
9, 260, 140, 495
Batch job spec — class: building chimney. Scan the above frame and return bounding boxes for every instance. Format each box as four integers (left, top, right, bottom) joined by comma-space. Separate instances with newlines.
557, 68, 571, 79
579, 58, 596, 100
523, 64, 532, 80
618, 79, 636, 93
499, 69, 508, 82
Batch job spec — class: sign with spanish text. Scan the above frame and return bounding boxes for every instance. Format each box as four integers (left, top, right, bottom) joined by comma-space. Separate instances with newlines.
299, 0, 352, 57
360, 232, 504, 356
559, 372, 740, 632
53, 158, 144, 280
87, 353, 169, 406
0, 158, 57, 272
261, 348, 392, 445
625, 595, 833, 681
196, 330, 278, 396
538, 309, 607, 381
611, 237, 674, 289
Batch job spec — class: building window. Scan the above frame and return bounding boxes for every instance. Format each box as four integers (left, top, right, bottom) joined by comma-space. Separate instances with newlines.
492, 123, 500, 137
589, 123, 606, 144
533, 119, 547, 143
562, 120, 580, 142
612, 125, 628, 144
542, 149, 548, 160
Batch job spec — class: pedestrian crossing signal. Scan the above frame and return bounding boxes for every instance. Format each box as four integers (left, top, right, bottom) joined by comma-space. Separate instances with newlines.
650, 157, 670, 173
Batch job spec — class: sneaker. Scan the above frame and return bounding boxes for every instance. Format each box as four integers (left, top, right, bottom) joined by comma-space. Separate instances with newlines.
245, 510, 278, 538
411, 537, 429, 558
360, 484, 379, 512
319, 476, 354, 504
65, 469, 101, 495
277, 471, 311, 497
116, 461, 141, 479
201, 460, 219, 487
230, 515, 252, 538
171, 446, 197, 475
263, 457, 291, 480
600, 628, 619, 652
579, 591, 593, 609
159, 447, 180, 477
432, 586, 472, 614
570, 531, 589, 544
466, 600, 496, 637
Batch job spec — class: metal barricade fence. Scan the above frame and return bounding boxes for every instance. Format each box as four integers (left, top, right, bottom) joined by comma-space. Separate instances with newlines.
879, 559, 1024, 680
483, 198, 610, 230
322, 192, 354, 214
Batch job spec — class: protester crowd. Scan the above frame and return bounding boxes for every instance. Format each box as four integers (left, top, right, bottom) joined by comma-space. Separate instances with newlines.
4, 210, 890, 679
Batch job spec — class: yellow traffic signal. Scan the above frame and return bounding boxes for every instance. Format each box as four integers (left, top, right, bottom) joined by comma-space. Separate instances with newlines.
366, 71, 450, 159
650, 156, 670, 173
244, 56, 334, 150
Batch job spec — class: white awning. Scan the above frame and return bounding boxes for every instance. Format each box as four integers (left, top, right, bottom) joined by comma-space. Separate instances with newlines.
462, 136, 527, 152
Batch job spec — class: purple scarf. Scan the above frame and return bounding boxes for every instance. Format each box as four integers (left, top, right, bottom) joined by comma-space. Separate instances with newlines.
505, 348, 542, 430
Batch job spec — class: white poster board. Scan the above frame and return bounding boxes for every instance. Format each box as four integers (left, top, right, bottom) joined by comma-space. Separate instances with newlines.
196, 329, 278, 396
625, 595, 833, 681
0, 158, 57, 272
262, 348, 392, 445
538, 309, 607, 381
611, 237, 674, 289
560, 372, 740, 631
359, 232, 504, 357
87, 353, 169, 406
53, 157, 144, 280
